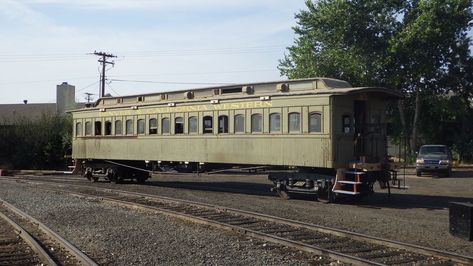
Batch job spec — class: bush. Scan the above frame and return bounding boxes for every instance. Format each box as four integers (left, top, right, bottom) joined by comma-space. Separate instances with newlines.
0, 114, 72, 170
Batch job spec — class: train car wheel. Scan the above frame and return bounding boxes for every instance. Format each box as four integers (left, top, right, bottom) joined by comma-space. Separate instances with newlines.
83, 167, 93, 181
316, 187, 334, 203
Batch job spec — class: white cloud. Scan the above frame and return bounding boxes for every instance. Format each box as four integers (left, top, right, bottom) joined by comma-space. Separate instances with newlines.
0, 0, 307, 103
0, 0, 51, 26
20, 0, 295, 11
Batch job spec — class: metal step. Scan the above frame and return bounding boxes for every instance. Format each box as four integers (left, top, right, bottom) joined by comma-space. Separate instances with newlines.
336, 180, 362, 185
332, 189, 360, 195
344, 171, 365, 175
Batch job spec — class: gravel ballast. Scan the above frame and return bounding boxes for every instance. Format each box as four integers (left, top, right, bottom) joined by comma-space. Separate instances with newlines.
0, 182, 332, 265
41, 168, 473, 256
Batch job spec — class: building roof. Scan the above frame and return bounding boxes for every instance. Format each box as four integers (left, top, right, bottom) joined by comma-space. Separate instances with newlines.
0, 103, 57, 125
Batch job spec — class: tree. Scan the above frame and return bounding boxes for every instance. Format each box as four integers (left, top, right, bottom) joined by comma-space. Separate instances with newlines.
279, 0, 473, 156
0, 114, 72, 170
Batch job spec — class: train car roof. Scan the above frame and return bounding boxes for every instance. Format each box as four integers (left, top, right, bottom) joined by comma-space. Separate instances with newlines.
71, 77, 402, 112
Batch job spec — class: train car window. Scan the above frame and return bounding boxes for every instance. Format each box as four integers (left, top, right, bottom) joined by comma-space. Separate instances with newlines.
269, 113, 281, 132
203, 116, 213, 134
85, 122, 92, 136
218, 115, 228, 133
162, 118, 170, 134
105, 121, 112, 135
288, 112, 300, 133
342, 115, 351, 133
137, 119, 145, 135
149, 118, 157, 134
251, 114, 262, 133
370, 114, 380, 126
234, 114, 245, 133
94, 121, 102, 136
175, 117, 184, 134
115, 120, 122, 135
126, 119, 134, 135
188, 116, 198, 133
75, 122, 82, 137
221, 87, 242, 94
309, 113, 322, 133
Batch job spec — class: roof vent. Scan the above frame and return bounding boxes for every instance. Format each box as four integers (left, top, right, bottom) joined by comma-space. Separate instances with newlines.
185, 91, 194, 99
242, 86, 254, 94
276, 83, 290, 92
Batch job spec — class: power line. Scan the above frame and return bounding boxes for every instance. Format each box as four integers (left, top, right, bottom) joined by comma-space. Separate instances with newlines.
108, 69, 275, 78
110, 79, 235, 85
0, 45, 286, 62
76, 81, 100, 93
106, 81, 120, 96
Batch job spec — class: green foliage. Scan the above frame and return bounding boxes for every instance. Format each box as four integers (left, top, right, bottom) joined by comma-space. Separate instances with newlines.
280, 0, 473, 161
0, 114, 72, 170
279, 0, 403, 86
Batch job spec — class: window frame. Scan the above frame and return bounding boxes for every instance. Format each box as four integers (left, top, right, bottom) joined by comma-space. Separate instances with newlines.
126, 119, 134, 135
269, 113, 281, 133
137, 119, 145, 135
309, 112, 322, 133
218, 115, 229, 134
75, 122, 82, 137
234, 114, 245, 133
115, 120, 122, 135
188, 116, 198, 134
161, 117, 170, 134
104, 120, 112, 136
203, 116, 213, 134
85, 121, 92, 136
342, 114, 352, 134
288, 112, 301, 133
175, 117, 184, 134
251, 113, 263, 133
149, 118, 157, 135
94, 121, 102, 136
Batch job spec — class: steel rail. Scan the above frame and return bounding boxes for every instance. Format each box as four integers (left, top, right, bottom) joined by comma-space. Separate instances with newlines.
0, 198, 98, 266
2, 176, 473, 265
0, 206, 57, 266
104, 187, 473, 265
49, 189, 378, 266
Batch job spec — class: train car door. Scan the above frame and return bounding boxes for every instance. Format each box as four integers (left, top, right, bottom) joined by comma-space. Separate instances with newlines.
353, 100, 366, 160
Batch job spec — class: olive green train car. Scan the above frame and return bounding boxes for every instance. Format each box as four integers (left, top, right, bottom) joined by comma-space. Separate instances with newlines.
72, 78, 401, 200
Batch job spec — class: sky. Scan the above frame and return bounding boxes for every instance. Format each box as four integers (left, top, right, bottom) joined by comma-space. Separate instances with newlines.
0, 0, 308, 104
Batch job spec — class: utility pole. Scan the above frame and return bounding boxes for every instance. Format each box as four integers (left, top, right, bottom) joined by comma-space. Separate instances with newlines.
84, 92, 94, 103
91, 51, 117, 98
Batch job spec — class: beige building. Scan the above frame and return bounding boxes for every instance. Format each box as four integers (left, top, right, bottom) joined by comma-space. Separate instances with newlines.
0, 82, 83, 125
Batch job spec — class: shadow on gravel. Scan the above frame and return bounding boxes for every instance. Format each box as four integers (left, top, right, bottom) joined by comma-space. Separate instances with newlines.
143, 180, 276, 197
352, 193, 473, 210
117, 179, 471, 210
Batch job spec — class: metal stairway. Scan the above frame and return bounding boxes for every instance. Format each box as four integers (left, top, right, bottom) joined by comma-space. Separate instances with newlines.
332, 169, 365, 195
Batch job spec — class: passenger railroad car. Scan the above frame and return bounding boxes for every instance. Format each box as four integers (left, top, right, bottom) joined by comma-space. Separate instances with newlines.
72, 78, 401, 201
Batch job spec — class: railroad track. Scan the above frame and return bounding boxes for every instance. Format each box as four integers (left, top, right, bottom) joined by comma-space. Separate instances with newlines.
0, 197, 97, 266
2, 177, 472, 266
